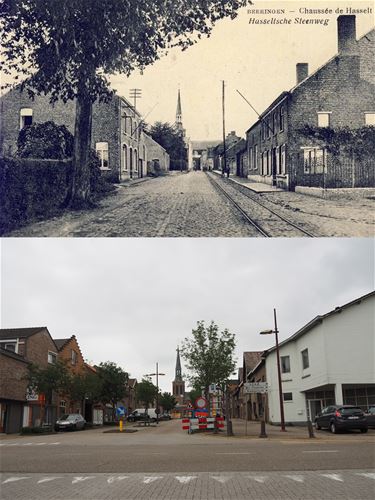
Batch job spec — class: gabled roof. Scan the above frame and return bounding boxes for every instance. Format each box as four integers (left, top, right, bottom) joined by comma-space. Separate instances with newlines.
128, 378, 137, 388
0, 327, 47, 339
0, 347, 30, 364
54, 338, 71, 351
243, 351, 263, 372
190, 140, 222, 150
266, 290, 375, 354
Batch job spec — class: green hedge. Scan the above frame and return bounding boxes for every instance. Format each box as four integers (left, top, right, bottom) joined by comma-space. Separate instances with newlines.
0, 157, 72, 235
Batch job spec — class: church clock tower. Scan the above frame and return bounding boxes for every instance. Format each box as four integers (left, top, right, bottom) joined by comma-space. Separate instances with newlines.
172, 347, 185, 405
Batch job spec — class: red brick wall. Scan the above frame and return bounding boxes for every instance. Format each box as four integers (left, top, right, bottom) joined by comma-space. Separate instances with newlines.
24, 330, 58, 368
0, 352, 28, 401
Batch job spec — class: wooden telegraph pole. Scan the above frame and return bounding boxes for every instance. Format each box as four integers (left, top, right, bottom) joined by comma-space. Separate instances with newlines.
222, 81, 227, 177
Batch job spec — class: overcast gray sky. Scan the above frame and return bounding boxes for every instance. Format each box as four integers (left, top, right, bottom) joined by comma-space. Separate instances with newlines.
1, 238, 373, 393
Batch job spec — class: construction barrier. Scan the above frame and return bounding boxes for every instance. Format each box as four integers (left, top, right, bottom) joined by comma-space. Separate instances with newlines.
182, 416, 225, 433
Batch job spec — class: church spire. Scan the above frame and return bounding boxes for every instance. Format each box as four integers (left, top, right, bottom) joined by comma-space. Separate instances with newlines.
176, 89, 182, 124
175, 346, 182, 381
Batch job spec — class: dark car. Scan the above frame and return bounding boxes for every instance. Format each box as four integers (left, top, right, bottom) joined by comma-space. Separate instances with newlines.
365, 406, 375, 428
55, 413, 86, 431
127, 410, 149, 422
315, 405, 368, 434
159, 412, 172, 421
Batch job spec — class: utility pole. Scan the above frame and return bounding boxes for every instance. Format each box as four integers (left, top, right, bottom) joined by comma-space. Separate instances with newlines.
222, 81, 227, 178
129, 88, 142, 112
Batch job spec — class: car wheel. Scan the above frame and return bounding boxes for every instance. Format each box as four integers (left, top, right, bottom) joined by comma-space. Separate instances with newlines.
360, 428, 368, 433
315, 422, 321, 430
330, 422, 337, 434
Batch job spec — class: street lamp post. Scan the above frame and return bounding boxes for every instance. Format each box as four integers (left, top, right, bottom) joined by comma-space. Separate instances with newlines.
260, 308, 286, 432
145, 363, 165, 424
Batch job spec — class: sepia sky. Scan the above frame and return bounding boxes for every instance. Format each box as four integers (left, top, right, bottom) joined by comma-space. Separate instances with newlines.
1, 238, 374, 393
111, 0, 375, 140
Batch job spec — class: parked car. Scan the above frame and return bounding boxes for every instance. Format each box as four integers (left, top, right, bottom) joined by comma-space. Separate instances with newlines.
127, 408, 158, 422
315, 405, 368, 433
159, 412, 172, 421
365, 406, 375, 428
55, 413, 86, 431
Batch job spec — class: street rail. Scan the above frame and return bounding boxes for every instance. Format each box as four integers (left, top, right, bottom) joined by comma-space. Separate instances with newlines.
207, 173, 316, 238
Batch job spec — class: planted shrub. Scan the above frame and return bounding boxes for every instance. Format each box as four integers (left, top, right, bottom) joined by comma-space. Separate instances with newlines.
17, 121, 74, 159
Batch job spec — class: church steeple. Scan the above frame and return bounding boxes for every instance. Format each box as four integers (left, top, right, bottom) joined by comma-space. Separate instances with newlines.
176, 89, 182, 127
175, 347, 182, 381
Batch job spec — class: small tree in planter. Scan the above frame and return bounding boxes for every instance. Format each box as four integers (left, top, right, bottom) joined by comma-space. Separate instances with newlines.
136, 377, 158, 414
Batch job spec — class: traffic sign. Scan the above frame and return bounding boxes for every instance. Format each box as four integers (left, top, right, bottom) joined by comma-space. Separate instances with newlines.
244, 382, 268, 394
195, 396, 207, 409
116, 406, 126, 416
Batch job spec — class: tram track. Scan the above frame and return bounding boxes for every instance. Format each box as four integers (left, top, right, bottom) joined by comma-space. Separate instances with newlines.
207, 172, 316, 237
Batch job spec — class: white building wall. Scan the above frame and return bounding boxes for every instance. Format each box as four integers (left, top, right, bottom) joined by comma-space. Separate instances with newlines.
265, 294, 375, 424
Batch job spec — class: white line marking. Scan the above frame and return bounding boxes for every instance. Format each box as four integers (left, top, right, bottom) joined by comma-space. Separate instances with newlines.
23, 443, 34, 446
216, 452, 254, 455
357, 473, 375, 480
142, 476, 163, 484
285, 475, 304, 483
303, 450, 338, 453
34, 443, 46, 446
2, 477, 30, 484
321, 473, 344, 482
37, 477, 62, 484
248, 476, 268, 483
211, 476, 231, 483
48, 442, 60, 445
175, 476, 197, 484
72, 476, 95, 484
107, 476, 129, 484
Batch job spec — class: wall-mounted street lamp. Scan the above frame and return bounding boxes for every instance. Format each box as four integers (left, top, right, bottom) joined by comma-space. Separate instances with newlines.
260, 308, 286, 432
145, 362, 165, 425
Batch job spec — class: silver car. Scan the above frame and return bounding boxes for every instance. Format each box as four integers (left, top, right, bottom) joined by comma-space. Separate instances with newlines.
55, 413, 86, 431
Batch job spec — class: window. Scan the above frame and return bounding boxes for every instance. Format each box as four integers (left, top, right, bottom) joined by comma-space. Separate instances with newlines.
253, 144, 258, 170
279, 105, 285, 131
301, 348, 309, 370
95, 142, 109, 170
303, 147, 325, 174
1, 342, 16, 352
281, 355, 290, 373
283, 392, 293, 401
365, 113, 375, 126
48, 351, 57, 364
248, 147, 253, 171
20, 108, 33, 129
71, 350, 77, 365
317, 112, 331, 127
122, 144, 128, 171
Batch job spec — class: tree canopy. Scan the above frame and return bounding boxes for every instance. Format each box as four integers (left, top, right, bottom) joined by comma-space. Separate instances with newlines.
181, 321, 237, 396
0, 0, 246, 204
149, 122, 187, 170
136, 377, 158, 410
159, 392, 177, 412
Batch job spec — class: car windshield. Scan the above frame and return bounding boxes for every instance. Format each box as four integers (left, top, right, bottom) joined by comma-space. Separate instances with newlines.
60, 414, 76, 421
368, 407, 375, 414
340, 407, 362, 415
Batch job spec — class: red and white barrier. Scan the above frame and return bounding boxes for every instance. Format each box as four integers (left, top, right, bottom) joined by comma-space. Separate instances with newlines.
182, 416, 225, 432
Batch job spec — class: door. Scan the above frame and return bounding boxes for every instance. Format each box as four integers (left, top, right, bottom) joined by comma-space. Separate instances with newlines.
22, 405, 30, 428
308, 399, 323, 421
272, 148, 277, 185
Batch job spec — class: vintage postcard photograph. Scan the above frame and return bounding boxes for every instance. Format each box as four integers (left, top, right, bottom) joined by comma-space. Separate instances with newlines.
0, 0, 374, 237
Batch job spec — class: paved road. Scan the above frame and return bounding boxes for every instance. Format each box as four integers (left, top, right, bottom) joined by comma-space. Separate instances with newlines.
5, 171, 373, 237
1, 470, 375, 499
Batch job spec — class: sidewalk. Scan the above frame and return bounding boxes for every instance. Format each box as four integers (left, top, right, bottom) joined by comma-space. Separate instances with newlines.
212, 170, 284, 193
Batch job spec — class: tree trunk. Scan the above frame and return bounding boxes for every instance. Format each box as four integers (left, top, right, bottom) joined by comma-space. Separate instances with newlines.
68, 94, 93, 208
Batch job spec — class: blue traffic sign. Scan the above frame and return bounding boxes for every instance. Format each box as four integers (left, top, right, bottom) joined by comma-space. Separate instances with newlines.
116, 406, 126, 416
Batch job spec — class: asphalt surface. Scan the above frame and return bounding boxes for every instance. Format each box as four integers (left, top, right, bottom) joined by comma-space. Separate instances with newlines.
1, 420, 374, 499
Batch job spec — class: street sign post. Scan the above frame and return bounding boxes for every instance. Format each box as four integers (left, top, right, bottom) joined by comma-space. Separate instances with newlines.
116, 406, 126, 432
243, 382, 268, 394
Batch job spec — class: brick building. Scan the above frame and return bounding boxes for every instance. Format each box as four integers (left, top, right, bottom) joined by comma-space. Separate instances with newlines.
143, 133, 170, 174
53, 335, 86, 417
246, 15, 375, 190
0, 90, 148, 182
212, 131, 242, 173
188, 140, 221, 171
232, 351, 264, 421
0, 327, 59, 433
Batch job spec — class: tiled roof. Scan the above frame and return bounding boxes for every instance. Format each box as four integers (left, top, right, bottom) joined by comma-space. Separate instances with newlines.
0, 347, 29, 363
0, 327, 47, 339
190, 140, 222, 150
53, 338, 72, 351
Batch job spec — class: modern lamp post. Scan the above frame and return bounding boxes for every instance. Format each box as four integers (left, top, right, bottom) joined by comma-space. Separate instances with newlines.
260, 308, 286, 432
145, 362, 165, 424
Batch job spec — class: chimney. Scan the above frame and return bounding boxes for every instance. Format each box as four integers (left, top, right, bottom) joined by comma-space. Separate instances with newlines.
337, 15, 357, 54
296, 63, 309, 84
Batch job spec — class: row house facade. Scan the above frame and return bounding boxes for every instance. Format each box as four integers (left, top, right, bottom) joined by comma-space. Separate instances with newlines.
232, 351, 263, 421
0, 89, 153, 181
143, 133, 170, 174
212, 131, 242, 173
246, 15, 375, 190
0, 327, 59, 433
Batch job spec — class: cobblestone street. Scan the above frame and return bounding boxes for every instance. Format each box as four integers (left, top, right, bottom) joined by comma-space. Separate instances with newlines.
4, 171, 374, 237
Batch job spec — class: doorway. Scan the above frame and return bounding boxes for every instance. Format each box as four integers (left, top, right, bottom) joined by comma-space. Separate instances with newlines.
308, 399, 323, 421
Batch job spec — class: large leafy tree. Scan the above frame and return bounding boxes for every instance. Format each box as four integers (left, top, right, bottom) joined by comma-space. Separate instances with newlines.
95, 361, 128, 421
159, 392, 177, 412
136, 377, 158, 411
0, 0, 246, 206
149, 122, 187, 170
181, 321, 236, 399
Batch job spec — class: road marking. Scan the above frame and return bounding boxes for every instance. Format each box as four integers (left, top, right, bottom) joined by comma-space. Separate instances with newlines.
248, 476, 268, 483
357, 473, 375, 480
72, 476, 95, 484
175, 476, 197, 484
142, 476, 163, 484
48, 442, 60, 445
34, 443, 46, 446
321, 473, 344, 482
107, 476, 129, 484
37, 477, 62, 484
303, 450, 338, 453
211, 476, 231, 483
23, 443, 34, 446
285, 475, 304, 483
2, 476, 30, 484
216, 452, 255, 455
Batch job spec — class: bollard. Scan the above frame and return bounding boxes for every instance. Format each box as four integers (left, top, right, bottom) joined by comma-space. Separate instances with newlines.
119, 420, 123, 432
259, 420, 267, 438
307, 420, 315, 438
